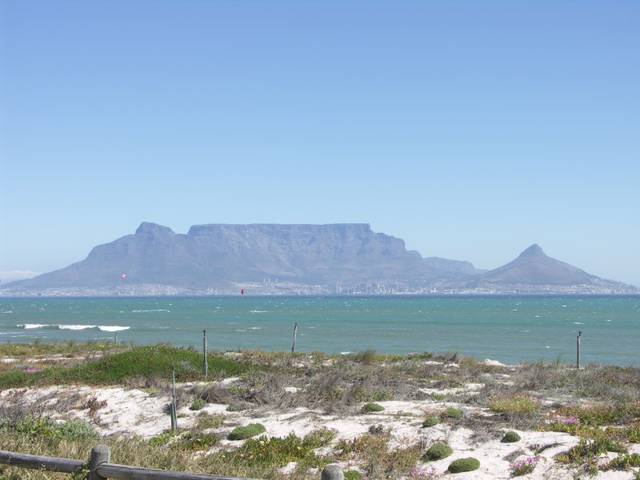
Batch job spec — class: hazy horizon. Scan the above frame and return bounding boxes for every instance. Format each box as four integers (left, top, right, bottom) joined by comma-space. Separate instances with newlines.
1, 1, 639, 285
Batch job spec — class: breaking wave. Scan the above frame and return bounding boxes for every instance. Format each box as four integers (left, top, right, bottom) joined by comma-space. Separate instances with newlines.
17, 324, 130, 332
131, 309, 170, 313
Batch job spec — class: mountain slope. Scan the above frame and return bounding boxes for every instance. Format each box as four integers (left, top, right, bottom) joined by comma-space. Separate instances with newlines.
2, 227, 636, 296
4, 223, 480, 294
478, 244, 595, 285
467, 244, 635, 292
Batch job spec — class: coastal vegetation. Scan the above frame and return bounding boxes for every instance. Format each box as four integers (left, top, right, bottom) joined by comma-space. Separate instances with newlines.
1, 342, 640, 479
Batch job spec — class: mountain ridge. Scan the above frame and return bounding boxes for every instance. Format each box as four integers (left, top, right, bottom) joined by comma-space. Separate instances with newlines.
1, 223, 637, 296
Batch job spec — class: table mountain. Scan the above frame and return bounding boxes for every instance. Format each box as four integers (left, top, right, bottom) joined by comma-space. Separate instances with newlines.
2, 224, 637, 295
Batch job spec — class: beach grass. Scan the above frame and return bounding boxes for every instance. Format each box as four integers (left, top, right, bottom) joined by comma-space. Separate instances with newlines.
0, 344, 251, 388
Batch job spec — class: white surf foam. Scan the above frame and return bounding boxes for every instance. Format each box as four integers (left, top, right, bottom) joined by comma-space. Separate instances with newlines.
131, 309, 170, 313
98, 325, 130, 332
58, 324, 96, 330
18, 323, 50, 329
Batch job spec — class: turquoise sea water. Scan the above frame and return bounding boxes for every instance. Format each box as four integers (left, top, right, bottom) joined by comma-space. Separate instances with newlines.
0, 296, 638, 366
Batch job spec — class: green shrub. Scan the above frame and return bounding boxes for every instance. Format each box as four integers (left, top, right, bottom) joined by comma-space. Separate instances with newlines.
502, 431, 521, 443
361, 402, 384, 413
302, 428, 336, 448
625, 423, 640, 443
227, 423, 266, 440
560, 404, 640, 427
344, 470, 363, 480
448, 457, 480, 473
195, 413, 224, 430
352, 350, 380, 364
490, 396, 539, 415
424, 442, 453, 461
226, 402, 249, 412
556, 437, 627, 466
443, 407, 463, 420
11, 417, 97, 442
605, 454, 640, 471
148, 431, 177, 447
180, 432, 218, 451
422, 416, 439, 428
189, 398, 206, 411
221, 433, 323, 468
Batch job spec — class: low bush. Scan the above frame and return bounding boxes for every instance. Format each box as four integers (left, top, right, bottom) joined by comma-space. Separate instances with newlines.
344, 470, 363, 480
501, 431, 521, 443
221, 433, 324, 469
448, 457, 480, 473
559, 404, 640, 427
352, 350, 380, 365
511, 456, 540, 476
148, 431, 177, 447
422, 416, 439, 428
443, 407, 463, 420
556, 436, 627, 466
490, 396, 539, 415
195, 413, 224, 430
7, 416, 97, 442
361, 402, 384, 413
227, 423, 266, 440
189, 398, 206, 411
302, 428, 336, 448
180, 432, 218, 451
424, 442, 453, 461
604, 453, 640, 471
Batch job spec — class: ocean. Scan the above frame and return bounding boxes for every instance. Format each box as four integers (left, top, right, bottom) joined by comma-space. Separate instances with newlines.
0, 296, 638, 366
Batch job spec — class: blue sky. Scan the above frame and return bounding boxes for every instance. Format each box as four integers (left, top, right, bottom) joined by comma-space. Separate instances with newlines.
1, 1, 639, 285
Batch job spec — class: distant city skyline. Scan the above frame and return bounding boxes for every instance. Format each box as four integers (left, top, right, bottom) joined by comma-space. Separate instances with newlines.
1, 1, 639, 286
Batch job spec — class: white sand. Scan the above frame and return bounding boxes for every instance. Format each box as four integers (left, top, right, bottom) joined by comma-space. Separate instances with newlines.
1, 383, 637, 479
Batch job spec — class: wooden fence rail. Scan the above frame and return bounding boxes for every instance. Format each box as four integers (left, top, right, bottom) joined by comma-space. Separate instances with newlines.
0, 446, 345, 480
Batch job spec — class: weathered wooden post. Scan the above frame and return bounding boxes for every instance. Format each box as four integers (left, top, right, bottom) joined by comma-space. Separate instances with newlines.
321, 464, 344, 480
576, 331, 582, 369
170, 367, 178, 431
291, 322, 298, 353
88, 445, 110, 480
203, 329, 209, 378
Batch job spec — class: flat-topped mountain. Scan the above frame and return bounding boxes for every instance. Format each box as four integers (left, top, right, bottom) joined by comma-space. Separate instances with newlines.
2, 224, 637, 296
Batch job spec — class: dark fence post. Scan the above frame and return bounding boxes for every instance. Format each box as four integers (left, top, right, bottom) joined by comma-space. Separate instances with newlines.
88, 445, 110, 480
291, 322, 298, 353
576, 331, 582, 369
170, 367, 178, 431
203, 330, 209, 378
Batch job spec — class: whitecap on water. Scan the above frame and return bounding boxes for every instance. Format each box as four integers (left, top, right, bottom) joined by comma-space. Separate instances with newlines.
58, 324, 96, 330
98, 325, 130, 332
18, 323, 50, 329
131, 309, 170, 313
